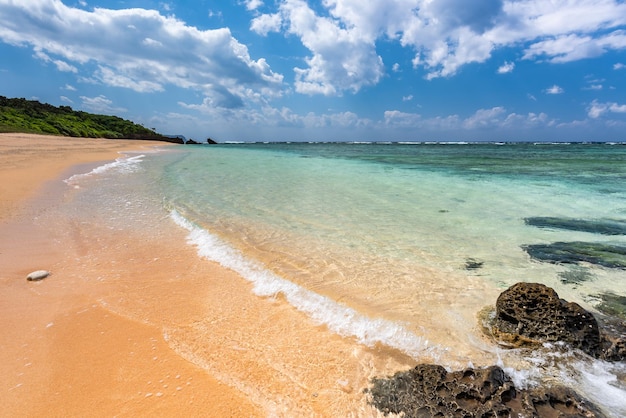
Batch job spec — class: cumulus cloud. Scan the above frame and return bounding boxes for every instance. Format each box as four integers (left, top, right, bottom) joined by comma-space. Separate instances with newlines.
250, 0, 626, 94
384, 107, 554, 132
250, 13, 282, 35
245, 0, 264, 11
80, 95, 127, 114
0, 0, 284, 108
179, 97, 373, 131
615, 62, 626, 70
497, 61, 515, 74
252, 0, 385, 95
463, 107, 507, 129
545, 85, 564, 94
588, 99, 626, 118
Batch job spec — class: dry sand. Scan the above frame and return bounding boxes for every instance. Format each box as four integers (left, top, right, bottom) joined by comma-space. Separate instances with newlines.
0, 134, 413, 417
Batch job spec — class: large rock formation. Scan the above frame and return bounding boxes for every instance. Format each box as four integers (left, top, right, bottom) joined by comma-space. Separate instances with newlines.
368, 364, 603, 417
492, 282, 601, 354
491, 282, 626, 361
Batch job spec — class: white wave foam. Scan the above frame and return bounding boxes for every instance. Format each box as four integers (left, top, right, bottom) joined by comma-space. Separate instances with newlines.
576, 359, 626, 417
498, 344, 626, 418
64, 154, 145, 188
170, 210, 440, 360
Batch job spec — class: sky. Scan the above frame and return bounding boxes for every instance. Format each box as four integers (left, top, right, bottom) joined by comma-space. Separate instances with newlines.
1, 0, 626, 142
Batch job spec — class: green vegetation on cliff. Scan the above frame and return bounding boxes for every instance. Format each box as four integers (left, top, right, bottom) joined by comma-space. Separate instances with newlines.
0, 95, 177, 141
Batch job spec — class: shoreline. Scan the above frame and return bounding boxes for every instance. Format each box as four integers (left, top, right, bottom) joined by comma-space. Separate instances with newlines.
0, 134, 413, 416
0, 134, 262, 416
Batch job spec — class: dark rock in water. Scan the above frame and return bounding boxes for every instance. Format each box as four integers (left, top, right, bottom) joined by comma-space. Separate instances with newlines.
524, 217, 626, 235
367, 364, 604, 417
206, 137, 218, 144
465, 258, 484, 270
558, 266, 594, 286
492, 282, 602, 356
490, 283, 625, 361
600, 333, 626, 362
523, 241, 626, 269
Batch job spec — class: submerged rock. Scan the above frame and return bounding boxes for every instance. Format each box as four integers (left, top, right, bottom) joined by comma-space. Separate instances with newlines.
492, 282, 601, 355
367, 364, 604, 417
26, 270, 50, 281
523, 241, 626, 269
595, 292, 626, 321
558, 266, 595, 286
464, 258, 484, 270
524, 217, 626, 235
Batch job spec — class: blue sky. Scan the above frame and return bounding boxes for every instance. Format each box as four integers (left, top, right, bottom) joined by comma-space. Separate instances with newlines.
1, 0, 625, 142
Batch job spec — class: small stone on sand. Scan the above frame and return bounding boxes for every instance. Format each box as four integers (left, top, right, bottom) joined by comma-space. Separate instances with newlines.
26, 270, 50, 281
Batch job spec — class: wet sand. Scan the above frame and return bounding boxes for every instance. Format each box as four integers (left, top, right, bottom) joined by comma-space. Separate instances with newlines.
0, 134, 413, 416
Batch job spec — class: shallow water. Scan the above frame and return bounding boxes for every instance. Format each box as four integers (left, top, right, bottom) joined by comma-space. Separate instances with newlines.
66, 142, 626, 416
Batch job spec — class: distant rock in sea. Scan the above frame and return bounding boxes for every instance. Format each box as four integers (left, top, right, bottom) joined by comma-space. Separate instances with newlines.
26, 270, 50, 281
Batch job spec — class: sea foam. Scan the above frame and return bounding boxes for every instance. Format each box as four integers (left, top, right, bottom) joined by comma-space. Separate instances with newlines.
170, 210, 440, 360
64, 154, 146, 187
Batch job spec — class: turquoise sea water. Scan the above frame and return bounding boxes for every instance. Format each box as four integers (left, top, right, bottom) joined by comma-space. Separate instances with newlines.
67, 142, 626, 416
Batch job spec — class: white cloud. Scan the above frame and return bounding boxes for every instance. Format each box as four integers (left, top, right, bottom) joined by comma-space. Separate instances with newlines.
0, 0, 284, 108
254, 0, 626, 93
392, 63, 400, 72
615, 63, 626, 70
521, 32, 626, 63
208, 9, 223, 19
60, 95, 73, 103
245, 0, 264, 11
497, 61, 515, 74
63, 84, 77, 91
383, 106, 558, 132
463, 107, 507, 129
544, 85, 564, 94
33, 48, 78, 73
259, 0, 385, 96
402, 95, 413, 101
250, 13, 282, 36
80, 95, 126, 114
588, 99, 626, 118
384, 110, 423, 128
179, 98, 374, 132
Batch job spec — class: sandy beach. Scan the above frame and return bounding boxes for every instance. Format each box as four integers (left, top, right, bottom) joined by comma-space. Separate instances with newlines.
0, 134, 262, 416
0, 134, 413, 417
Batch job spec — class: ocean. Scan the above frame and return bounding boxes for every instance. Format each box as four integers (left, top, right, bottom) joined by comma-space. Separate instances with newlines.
65, 141, 626, 416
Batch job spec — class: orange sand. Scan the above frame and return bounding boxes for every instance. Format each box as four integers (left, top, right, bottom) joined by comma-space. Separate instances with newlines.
0, 134, 413, 417
0, 134, 260, 416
